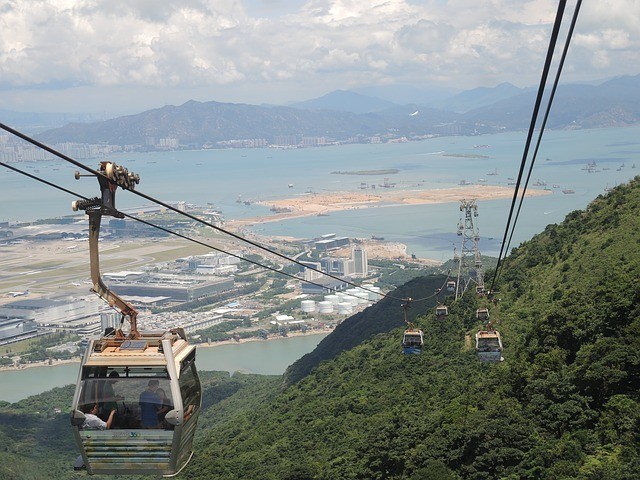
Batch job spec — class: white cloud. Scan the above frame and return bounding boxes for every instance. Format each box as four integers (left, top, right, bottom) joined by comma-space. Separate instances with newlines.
0, 0, 637, 112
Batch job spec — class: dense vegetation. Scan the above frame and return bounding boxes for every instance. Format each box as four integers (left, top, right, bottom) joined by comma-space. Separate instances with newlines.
182, 178, 639, 479
0, 178, 638, 479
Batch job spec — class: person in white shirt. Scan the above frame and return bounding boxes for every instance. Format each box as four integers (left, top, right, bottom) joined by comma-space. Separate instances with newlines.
82, 403, 116, 430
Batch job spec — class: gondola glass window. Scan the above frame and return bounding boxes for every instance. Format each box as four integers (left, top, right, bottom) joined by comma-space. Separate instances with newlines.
179, 352, 201, 422
77, 366, 173, 429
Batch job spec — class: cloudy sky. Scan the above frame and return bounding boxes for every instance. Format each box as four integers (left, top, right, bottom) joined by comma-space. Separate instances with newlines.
0, 0, 638, 114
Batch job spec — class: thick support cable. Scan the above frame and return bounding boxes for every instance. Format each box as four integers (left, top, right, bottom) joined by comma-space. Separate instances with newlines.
502, 0, 583, 264
488, 0, 567, 294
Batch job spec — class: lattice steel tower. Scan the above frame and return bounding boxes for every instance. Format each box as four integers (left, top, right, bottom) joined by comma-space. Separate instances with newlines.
454, 199, 484, 299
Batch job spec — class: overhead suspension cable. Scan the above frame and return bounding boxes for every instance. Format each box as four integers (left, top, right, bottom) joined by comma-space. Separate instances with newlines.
488, 0, 568, 294
501, 0, 583, 267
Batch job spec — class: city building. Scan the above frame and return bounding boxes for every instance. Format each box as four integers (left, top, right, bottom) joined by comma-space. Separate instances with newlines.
320, 257, 355, 276
299, 261, 323, 282
0, 317, 39, 345
300, 277, 349, 295
0, 297, 106, 337
315, 236, 350, 252
352, 245, 369, 277
108, 275, 235, 302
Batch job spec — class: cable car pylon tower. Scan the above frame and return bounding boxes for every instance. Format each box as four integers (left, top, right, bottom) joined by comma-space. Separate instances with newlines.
454, 199, 485, 300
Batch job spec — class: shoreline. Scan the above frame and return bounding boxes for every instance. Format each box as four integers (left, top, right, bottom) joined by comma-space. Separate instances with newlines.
0, 330, 330, 373
228, 185, 551, 229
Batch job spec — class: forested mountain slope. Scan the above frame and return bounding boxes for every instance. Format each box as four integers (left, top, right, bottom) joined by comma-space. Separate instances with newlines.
0, 179, 638, 479
283, 274, 448, 386
183, 178, 640, 479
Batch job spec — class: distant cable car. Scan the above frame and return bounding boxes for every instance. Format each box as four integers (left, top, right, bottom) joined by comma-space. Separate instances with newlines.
476, 308, 490, 321
70, 162, 201, 476
446, 281, 456, 293
435, 305, 448, 318
402, 329, 424, 355
475, 329, 504, 362
400, 297, 423, 354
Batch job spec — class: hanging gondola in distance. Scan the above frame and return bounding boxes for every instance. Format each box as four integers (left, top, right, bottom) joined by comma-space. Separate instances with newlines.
400, 297, 422, 354
446, 281, 456, 293
476, 307, 490, 321
69, 162, 202, 477
402, 328, 424, 355
475, 328, 504, 362
435, 304, 448, 318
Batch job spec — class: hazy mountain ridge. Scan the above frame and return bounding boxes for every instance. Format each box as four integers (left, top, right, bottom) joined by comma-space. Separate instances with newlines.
289, 89, 399, 114
28, 75, 640, 146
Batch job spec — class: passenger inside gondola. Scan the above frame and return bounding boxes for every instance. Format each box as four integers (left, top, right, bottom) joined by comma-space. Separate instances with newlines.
156, 388, 174, 429
100, 371, 121, 420
77, 367, 177, 430
81, 403, 116, 430
139, 379, 162, 428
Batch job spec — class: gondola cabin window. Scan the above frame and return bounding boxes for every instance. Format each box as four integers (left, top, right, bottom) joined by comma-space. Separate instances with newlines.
77, 366, 174, 429
179, 351, 201, 423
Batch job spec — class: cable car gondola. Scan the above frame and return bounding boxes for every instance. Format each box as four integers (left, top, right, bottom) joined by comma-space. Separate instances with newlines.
70, 162, 201, 476
402, 329, 424, 355
435, 305, 448, 318
476, 307, 490, 321
475, 329, 504, 362
446, 281, 456, 293
400, 297, 423, 354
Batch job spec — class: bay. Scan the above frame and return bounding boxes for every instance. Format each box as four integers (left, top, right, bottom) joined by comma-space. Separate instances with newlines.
0, 334, 328, 404
1, 126, 638, 260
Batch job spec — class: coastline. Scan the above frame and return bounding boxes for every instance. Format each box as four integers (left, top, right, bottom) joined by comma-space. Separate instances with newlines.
0, 330, 330, 373
229, 185, 551, 228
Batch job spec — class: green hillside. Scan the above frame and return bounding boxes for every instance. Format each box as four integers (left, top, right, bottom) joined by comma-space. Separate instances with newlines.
283, 274, 448, 387
182, 178, 640, 479
0, 178, 638, 479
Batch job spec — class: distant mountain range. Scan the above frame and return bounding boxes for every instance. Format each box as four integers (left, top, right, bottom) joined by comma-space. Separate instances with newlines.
22, 74, 640, 147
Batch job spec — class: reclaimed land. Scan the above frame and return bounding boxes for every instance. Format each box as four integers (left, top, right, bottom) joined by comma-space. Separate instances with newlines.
330, 169, 400, 175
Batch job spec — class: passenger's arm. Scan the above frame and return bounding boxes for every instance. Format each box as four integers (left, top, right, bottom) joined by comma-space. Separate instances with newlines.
105, 409, 116, 429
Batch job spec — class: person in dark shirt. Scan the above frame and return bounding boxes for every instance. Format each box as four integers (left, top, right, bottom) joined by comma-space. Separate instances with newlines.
155, 388, 173, 428
139, 379, 161, 428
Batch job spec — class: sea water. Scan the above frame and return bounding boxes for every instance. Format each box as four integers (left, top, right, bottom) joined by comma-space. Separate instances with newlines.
0, 334, 328, 404
1, 126, 638, 260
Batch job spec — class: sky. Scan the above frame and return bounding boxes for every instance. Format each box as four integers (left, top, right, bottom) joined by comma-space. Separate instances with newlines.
0, 0, 638, 115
